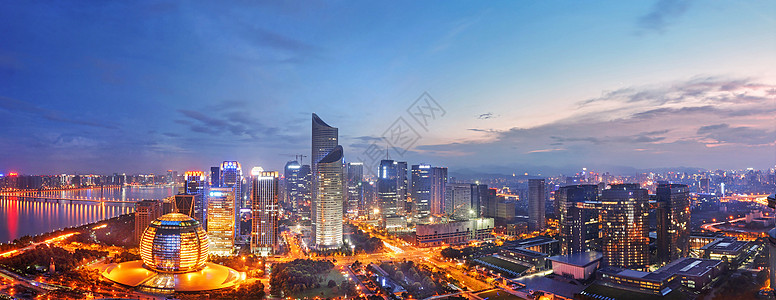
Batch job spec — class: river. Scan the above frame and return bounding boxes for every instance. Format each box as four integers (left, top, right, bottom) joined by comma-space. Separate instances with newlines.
0, 185, 176, 243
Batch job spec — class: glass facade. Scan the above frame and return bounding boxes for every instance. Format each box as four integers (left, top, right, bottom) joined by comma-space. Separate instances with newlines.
139, 213, 208, 273
207, 187, 236, 256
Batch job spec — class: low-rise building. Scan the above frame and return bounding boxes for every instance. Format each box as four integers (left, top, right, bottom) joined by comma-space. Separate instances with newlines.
506, 237, 560, 256
597, 257, 726, 296
415, 218, 494, 247
547, 251, 602, 280
700, 238, 750, 266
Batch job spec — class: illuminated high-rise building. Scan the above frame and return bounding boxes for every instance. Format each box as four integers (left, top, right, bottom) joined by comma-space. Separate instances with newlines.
135, 200, 162, 244
601, 184, 649, 269
184, 171, 206, 225
411, 164, 433, 219
656, 183, 690, 264
557, 184, 599, 255
284, 161, 312, 221
315, 145, 344, 248
346, 162, 364, 217
378, 160, 400, 220
311, 113, 343, 249
445, 183, 472, 219
251, 168, 279, 256
207, 187, 236, 256
220, 161, 247, 241
528, 179, 546, 231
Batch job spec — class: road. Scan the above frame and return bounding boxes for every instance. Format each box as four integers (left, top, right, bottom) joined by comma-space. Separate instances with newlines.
700, 217, 746, 232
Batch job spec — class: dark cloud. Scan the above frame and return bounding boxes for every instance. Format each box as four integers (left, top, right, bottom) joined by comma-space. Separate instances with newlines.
636, 0, 691, 34
478, 112, 494, 120
697, 123, 728, 134
0, 96, 116, 129
697, 124, 774, 146
416, 77, 775, 170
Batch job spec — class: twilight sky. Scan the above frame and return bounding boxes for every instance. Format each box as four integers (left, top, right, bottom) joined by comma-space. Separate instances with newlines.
1, 1, 775, 175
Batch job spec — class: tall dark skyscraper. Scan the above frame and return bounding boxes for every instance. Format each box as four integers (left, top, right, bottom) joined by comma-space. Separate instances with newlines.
601, 184, 649, 269
528, 179, 546, 231
251, 168, 279, 256
346, 162, 364, 217
470, 183, 489, 218
210, 167, 220, 187
284, 161, 312, 221
656, 183, 690, 264
396, 161, 408, 214
411, 164, 432, 219
378, 160, 400, 220
311, 113, 343, 249
557, 184, 599, 255
184, 171, 206, 226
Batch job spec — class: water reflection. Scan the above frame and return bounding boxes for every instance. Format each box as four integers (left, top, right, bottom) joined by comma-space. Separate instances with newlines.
0, 186, 175, 243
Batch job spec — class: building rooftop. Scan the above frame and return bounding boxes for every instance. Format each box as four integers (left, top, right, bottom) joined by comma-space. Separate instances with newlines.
502, 247, 548, 258
506, 237, 557, 248
658, 257, 723, 277
547, 251, 602, 267
700, 238, 749, 253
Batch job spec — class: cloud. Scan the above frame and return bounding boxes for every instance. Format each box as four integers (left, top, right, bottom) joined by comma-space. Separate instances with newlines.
0, 96, 116, 129
416, 77, 776, 170
175, 103, 303, 146
636, 0, 691, 34
477, 112, 495, 120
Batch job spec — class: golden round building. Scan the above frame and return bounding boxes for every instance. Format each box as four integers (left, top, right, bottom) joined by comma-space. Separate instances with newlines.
101, 213, 241, 294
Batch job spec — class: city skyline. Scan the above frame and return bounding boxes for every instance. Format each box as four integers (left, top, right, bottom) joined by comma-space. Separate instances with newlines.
1, 1, 774, 175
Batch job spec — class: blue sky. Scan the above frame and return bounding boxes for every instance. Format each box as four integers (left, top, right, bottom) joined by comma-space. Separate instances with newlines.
1, 1, 774, 175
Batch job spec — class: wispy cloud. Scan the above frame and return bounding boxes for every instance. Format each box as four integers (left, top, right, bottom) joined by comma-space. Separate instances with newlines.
0, 96, 116, 129
417, 77, 776, 170
636, 0, 692, 34
477, 112, 495, 120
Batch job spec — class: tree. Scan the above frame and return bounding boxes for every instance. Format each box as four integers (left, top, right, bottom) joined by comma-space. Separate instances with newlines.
328, 279, 337, 288
394, 271, 405, 283
757, 269, 769, 286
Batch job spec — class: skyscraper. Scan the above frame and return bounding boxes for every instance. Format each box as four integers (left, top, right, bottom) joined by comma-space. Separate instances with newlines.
557, 184, 599, 255
251, 168, 279, 256
346, 162, 364, 217
601, 184, 649, 269
411, 164, 432, 219
220, 161, 247, 241
210, 167, 220, 187
284, 161, 312, 221
184, 171, 206, 225
207, 187, 236, 256
445, 183, 472, 219
470, 184, 489, 218
396, 161, 408, 214
315, 145, 344, 248
430, 167, 448, 216
311, 113, 343, 249
135, 200, 162, 244
378, 160, 400, 220
528, 179, 546, 231
656, 183, 690, 264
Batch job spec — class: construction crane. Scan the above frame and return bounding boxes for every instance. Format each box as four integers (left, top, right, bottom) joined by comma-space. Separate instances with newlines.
279, 153, 308, 164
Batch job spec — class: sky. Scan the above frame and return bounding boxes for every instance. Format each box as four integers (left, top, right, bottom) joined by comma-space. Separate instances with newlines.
1, 0, 775, 176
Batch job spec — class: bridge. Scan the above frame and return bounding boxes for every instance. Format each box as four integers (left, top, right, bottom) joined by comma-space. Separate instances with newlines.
0, 186, 151, 204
